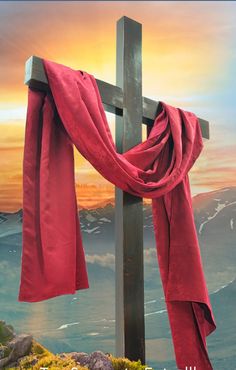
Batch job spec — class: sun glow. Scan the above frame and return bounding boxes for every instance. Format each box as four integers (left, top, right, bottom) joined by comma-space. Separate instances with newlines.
0, 1, 236, 211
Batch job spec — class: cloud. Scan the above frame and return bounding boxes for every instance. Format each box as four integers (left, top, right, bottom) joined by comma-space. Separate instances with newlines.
0, 1, 235, 208
85, 253, 115, 270
85, 248, 157, 271
144, 248, 157, 266
0, 260, 19, 294
0, 105, 27, 123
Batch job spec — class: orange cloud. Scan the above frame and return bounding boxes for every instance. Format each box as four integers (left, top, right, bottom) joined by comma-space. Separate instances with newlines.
0, 1, 236, 210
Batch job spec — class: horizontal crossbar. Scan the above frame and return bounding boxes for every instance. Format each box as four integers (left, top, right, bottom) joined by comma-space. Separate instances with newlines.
24, 56, 209, 139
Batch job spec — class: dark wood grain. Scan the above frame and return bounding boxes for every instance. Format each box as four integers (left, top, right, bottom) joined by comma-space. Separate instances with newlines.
25, 55, 209, 139
115, 16, 145, 363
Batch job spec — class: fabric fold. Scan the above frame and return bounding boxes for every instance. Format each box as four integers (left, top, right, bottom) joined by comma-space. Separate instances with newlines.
18, 58, 216, 369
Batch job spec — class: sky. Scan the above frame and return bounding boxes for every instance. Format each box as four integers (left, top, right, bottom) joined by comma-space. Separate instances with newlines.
0, 1, 236, 211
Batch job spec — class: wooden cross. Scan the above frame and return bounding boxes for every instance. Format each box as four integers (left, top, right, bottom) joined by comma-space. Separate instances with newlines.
24, 16, 209, 365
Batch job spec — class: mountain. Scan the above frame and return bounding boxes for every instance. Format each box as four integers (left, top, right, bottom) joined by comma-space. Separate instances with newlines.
193, 187, 236, 291
0, 209, 22, 238
193, 186, 236, 236
0, 187, 236, 369
0, 187, 235, 291
78, 202, 155, 254
208, 278, 236, 369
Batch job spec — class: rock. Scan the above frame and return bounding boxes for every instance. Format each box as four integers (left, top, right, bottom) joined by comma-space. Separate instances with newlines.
77, 350, 114, 370
61, 350, 113, 370
0, 344, 10, 359
0, 333, 33, 368
65, 351, 89, 363
8, 333, 33, 358
0, 322, 117, 370
15, 354, 39, 367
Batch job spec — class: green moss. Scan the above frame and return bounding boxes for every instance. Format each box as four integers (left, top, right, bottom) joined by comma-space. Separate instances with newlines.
1, 328, 150, 370
17, 354, 39, 369
7, 352, 151, 370
110, 355, 150, 370
6, 353, 88, 370
0, 321, 14, 344
34, 354, 88, 370
31, 339, 51, 358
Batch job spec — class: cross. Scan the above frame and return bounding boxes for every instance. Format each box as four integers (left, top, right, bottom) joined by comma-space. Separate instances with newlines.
24, 16, 209, 365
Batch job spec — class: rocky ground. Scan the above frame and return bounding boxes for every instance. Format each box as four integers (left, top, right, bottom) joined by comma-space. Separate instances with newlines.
0, 320, 149, 370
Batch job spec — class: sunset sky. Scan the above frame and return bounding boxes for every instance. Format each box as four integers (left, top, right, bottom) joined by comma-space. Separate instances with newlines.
0, 1, 235, 211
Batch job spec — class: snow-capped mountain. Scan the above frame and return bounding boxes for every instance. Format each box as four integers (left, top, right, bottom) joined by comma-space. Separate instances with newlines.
0, 186, 235, 291
208, 278, 236, 369
78, 202, 155, 254
193, 187, 236, 236
0, 187, 235, 370
192, 187, 236, 292
0, 209, 22, 238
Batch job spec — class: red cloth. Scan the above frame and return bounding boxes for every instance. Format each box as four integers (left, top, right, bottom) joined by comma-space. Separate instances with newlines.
18, 59, 216, 369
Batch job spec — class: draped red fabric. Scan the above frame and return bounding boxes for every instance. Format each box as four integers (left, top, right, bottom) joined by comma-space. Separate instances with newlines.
18, 59, 216, 369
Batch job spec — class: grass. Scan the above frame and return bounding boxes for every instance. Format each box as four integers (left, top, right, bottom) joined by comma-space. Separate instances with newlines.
5, 339, 150, 370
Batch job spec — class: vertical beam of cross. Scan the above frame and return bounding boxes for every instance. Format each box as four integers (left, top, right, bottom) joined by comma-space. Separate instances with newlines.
115, 16, 145, 363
